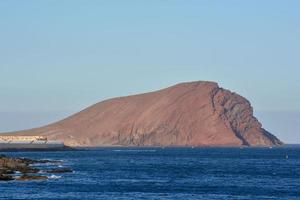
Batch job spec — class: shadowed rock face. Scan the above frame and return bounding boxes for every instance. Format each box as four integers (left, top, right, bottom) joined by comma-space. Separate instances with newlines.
4, 81, 283, 147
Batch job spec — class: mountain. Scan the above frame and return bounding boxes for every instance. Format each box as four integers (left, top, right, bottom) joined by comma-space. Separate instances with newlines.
3, 81, 282, 147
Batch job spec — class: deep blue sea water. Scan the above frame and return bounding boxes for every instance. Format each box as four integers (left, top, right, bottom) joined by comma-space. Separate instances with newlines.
1, 146, 300, 200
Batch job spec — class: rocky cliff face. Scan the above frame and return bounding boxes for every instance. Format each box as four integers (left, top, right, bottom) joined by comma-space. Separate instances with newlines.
4, 81, 282, 147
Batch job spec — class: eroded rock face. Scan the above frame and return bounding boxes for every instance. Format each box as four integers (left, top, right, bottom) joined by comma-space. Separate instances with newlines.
212, 88, 282, 146
4, 81, 283, 147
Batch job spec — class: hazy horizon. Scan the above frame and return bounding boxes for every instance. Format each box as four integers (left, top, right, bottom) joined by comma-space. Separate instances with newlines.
0, 1, 299, 143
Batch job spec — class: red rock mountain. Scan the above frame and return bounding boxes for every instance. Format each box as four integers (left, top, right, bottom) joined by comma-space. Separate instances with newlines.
5, 81, 282, 147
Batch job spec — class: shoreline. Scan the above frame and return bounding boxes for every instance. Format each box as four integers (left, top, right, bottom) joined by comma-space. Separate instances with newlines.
1, 144, 298, 153
0, 146, 74, 152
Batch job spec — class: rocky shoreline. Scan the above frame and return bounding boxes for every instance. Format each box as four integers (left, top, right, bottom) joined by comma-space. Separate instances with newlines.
0, 155, 72, 181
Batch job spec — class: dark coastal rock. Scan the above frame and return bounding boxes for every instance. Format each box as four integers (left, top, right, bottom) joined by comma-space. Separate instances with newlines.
46, 168, 73, 173
0, 155, 72, 181
0, 168, 15, 174
17, 175, 48, 181
0, 155, 39, 174
0, 174, 14, 181
2, 81, 282, 147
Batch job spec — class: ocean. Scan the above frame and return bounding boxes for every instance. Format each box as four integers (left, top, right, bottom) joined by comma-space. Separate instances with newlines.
1, 146, 300, 200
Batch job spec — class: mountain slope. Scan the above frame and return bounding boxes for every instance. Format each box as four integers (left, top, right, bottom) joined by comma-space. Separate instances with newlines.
3, 81, 283, 147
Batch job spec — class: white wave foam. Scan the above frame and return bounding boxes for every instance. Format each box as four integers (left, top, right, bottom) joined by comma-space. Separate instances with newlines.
48, 175, 61, 179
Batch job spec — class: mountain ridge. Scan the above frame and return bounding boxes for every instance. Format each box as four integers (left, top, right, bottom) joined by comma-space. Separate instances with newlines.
2, 81, 283, 147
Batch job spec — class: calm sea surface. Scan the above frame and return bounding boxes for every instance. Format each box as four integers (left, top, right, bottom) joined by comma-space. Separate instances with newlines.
1, 146, 300, 200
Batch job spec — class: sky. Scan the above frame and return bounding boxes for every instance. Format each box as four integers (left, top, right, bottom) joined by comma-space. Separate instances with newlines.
0, 0, 299, 143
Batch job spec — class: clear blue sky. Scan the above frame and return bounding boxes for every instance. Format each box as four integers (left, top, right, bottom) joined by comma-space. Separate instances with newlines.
0, 0, 299, 143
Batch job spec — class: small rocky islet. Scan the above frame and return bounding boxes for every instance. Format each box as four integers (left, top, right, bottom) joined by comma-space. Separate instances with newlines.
0, 155, 72, 181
